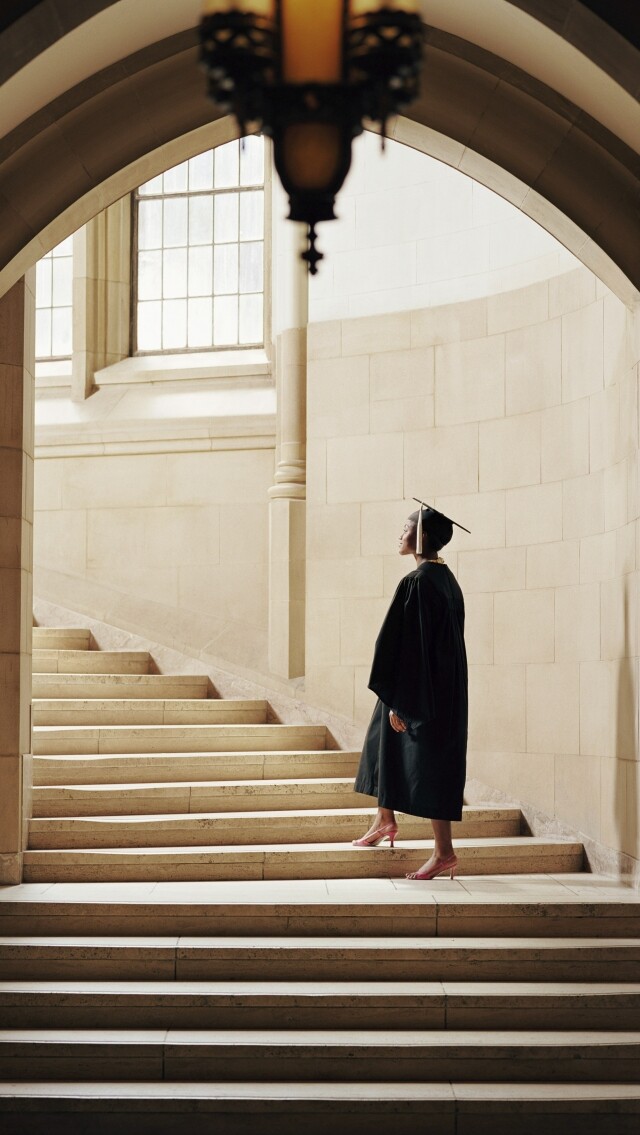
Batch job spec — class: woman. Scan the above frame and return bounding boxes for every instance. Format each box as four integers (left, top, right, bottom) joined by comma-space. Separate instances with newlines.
352, 503, 468, 881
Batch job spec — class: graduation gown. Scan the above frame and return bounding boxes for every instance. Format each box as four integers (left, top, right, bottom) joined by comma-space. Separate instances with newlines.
354, 561, 468, 821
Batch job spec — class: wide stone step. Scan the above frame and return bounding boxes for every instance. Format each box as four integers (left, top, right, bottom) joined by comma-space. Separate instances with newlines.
32, 628, 91, 650
33, 723, 328, 756
27, 807, 522, 848
1, 1027, 639, 1082
1, 980, 638, 1030
2, 889, 638, 939
33, 650, 151, 675
32, 674, 210, 699
1, 1082, 639, 1135
32, 776, 367, 814
32, 699, 268, 727
1, 936, 638, 982
33, 751, 360, 786
21, 837, 583, 882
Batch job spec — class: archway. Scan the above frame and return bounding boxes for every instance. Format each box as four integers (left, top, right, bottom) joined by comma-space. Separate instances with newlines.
0, 0, 638, 885
0, 1, 638, 301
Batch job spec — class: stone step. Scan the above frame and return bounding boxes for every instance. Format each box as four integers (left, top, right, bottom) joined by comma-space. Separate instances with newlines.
2, 889, 638, 939
32, 699, 268, 727
33, 751, 360, 786
0, 1083, 639, 1135
21, 837, 583, 882
1, 1027, 639, 1083
28, 807, 521, 848
32, 674, 210, 699
32, 776, 367, 814
33, 650, 151, 675
1, 936, 638, 982
1, 980, 639, 1031
32, 628, 91, 650
33, 723, 328, 756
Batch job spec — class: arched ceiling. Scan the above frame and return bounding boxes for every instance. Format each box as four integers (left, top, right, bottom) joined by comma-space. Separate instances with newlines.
0, 0, 638, 302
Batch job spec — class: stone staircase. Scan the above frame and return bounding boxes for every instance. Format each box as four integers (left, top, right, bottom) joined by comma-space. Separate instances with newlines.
0, 625, 639, 1132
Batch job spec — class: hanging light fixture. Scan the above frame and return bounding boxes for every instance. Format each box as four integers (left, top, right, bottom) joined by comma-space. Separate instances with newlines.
200, 1, 423, 273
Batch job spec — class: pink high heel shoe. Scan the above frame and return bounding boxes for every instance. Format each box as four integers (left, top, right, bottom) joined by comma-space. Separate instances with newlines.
352, 823, 398, 848
406, 853, 458, 880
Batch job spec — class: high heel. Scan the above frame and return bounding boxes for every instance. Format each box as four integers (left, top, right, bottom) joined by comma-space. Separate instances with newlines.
406, 853, 458, 881
352, 823, 398, 848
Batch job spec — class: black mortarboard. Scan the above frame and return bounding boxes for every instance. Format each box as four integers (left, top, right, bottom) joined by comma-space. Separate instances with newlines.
412, 499, 470, 555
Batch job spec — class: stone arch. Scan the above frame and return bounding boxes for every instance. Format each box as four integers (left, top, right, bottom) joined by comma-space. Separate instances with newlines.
0, 2, 638, 301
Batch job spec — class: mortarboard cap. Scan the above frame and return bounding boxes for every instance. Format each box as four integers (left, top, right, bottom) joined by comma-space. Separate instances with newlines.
412, 499, 471, 555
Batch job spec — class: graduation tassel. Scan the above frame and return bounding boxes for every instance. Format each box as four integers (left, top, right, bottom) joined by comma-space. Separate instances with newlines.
416, 502, 425, 555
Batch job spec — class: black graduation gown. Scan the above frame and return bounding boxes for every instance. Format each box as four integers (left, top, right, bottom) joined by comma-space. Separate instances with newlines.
354, 561, 468, 821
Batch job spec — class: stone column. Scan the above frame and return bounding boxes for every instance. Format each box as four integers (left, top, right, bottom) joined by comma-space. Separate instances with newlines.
72, 196, 131, 401
0, 274, 35, 884
268, 221, 308, 679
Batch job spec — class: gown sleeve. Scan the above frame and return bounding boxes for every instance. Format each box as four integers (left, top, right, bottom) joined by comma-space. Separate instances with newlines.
367, 572, 436, 729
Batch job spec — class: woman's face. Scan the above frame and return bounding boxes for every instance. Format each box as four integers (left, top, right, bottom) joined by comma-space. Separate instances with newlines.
399, 519, 416, 556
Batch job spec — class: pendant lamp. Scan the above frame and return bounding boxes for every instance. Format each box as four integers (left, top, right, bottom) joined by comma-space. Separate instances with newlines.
200, 1, 423, 272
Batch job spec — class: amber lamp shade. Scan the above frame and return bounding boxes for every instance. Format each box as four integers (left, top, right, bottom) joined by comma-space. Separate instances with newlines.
349, 0, 418, 12
202, 1, 276, 13
281, 0, 344, 82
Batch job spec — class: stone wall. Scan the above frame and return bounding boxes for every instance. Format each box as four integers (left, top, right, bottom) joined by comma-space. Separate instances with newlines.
306, 266, 640, 873
34, 442, 275, 674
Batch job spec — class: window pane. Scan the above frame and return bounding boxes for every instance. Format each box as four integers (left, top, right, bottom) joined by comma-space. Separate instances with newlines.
35, 309, 52, 357
51, 307, 72, 356
52, 256, 73, 306
214, 140, 239, 188
139, 200, 163, 250
214, 193, 239, 243
138, 173, 163, 196
214, 243, 239, 295
240, 135, 264, 186
239, 241, 263, 293
188, 246, 213, 297
213, 294, 238, 346
189, 151, 214, 191
163, 247, 188, 299
162, 299, 188, 349
137, 301, 162, 351
188, 298, 213, 348
163, 160, 189, 194
55, 236, 73, 257
135, 143, 264, 353
36, 259, 52, 308
137, 250, 163, 301
240, 190, 264, 241
188, 195, 213, 245
239, 293, 263, 344
163, 197, 188, 247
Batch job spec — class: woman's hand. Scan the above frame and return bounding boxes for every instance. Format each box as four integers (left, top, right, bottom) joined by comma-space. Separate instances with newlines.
389, 710, 407, 733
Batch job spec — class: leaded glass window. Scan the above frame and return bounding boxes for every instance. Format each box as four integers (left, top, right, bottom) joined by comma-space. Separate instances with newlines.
134, 137, 265, 353
35, 238, 73, 359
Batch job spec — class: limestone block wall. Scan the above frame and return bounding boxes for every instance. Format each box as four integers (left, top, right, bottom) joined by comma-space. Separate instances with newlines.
306, 267, 640, 872
34, 444, 274, 673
